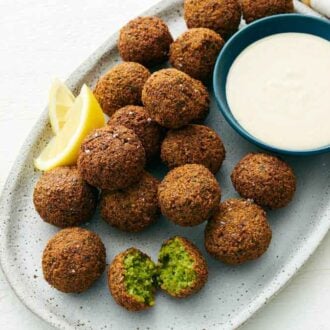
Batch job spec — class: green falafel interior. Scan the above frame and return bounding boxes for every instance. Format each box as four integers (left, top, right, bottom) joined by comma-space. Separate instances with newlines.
124, 250, 157, 306
157, 237, 196, 295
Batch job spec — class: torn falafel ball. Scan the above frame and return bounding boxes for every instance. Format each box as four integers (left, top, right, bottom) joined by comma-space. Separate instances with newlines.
158, 164, 221, 226
93, 62, 150, 117
100, 171, 160, 232
108, 248, 157, 311
161, 124, 225, 174
231, 153, 296, 209
204, 198, 272, 264
77, 125, 145, 190
184, 0, 242, 40
169, 28, 224, 81
118, 16, 173, 66
240, 0, 294, 24
33, 166, 98, 228
108, 105, 163, 161
142, 69, 209, 129
42, 227, 106, 293
157, 236, 208, 298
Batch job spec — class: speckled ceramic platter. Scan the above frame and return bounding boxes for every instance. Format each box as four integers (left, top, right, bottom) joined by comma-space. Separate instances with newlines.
1, 1, 329, 329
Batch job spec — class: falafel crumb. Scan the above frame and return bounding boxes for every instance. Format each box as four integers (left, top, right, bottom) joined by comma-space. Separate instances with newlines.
123, 250, 157, 306
158, 237, 197, 295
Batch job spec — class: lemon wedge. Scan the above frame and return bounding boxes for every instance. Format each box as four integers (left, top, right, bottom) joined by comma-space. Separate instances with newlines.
34, 84, 105, 171
49, 78, 75, 134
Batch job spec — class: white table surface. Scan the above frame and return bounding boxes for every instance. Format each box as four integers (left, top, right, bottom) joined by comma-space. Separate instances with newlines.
0, 1, 329, 329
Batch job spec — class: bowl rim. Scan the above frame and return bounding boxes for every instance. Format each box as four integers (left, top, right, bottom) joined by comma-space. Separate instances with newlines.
213, 13, 330, 156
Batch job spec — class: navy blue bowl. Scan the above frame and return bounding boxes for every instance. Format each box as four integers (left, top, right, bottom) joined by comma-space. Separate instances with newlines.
213, 14, 330, 155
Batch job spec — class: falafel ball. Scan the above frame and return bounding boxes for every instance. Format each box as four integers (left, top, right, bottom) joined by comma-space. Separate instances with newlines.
93, 62, 150, 116
42, 227, 106, 293
241, 0, 294, 24
108, 248, 157, 311
158, 164, 221, 226
169, 28, 224, 81
77, 125, 146, 190
33, 166, 98, 228
231, 153, 296, 209
108, 105, 163, 161
161, 124, 225, 174
100, 171, 160, 232
118, 16, 173, 66
158, 236, 208, 298
205, 198, 272, 264
184, 0, 241, 40
142, 69, 209, 129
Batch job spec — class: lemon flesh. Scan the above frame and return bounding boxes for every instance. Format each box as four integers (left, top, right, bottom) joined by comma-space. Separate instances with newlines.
49, 78, 75, 134
35, 84, 105, 171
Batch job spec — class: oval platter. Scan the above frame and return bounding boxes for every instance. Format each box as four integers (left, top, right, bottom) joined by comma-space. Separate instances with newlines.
0, 1, 329, 329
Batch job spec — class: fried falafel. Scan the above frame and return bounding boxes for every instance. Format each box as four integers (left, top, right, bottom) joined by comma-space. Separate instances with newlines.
93, 62, 150, 116
108, 248, 157, 311
42, 227, 106, 293
169, 28, 224, 81
118, 16, 173, 66
108, 105, 163, 161
231, 153, 296, 209
100, 171, 160, 232
204, 198, 272, 264
158, 164, 221, 226
157, 236, 208, 298
108, 238, 208, 311
77, 125, 145, 190
33, 166, 98, 228
184, 0, 242, 40
240, 0, 294, 24
142, 69, 209, 129
161, 124, 225, 173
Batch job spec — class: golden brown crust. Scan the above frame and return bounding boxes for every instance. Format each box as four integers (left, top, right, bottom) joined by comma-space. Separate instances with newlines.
33, 166, 98, 228
108, 105, 164, 161
142, 69, 209, 129
204, 198, 272, 264
184, 0, 242, 40
240, 0, 294, 23
93, 62, 150, 116
161, 124, 226, 173
169, 28, 224, 81
42, 227, 106, 293
118, 16, 173, 66
158, 164, 221, 226
231, 153, 296, 209
77, 125, 145, 190
100, 172, 160, 232
162, 236, 208, 298
108, 248, 152, 311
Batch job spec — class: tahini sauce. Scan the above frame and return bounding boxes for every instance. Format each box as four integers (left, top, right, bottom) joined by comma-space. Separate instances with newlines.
226, 33, 330, 150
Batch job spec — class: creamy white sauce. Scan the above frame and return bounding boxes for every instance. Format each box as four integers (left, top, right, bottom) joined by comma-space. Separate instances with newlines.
226, 33, 330, 150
